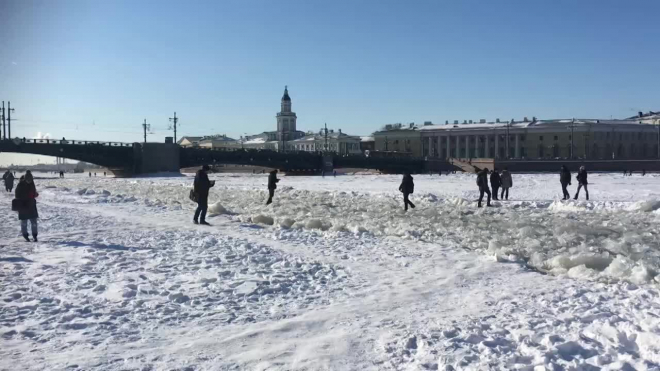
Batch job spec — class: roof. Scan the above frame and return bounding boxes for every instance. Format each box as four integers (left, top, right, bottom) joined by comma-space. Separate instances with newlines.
199, 135, 238, 143
282, 86, 291, 101
243, 137, 267, 144
416, 118, 656, 133
177, 136, 203, 144
290, 131, 360, 142
626, 111, 659, 120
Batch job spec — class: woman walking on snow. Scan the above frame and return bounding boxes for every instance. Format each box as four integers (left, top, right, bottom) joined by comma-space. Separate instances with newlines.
500, 168, 512, 200
399, 172, 415, 211
574, 166, 589, 200
14, 171, 39, 242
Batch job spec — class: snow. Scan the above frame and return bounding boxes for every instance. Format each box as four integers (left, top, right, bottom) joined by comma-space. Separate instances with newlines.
1, 172, 660, 370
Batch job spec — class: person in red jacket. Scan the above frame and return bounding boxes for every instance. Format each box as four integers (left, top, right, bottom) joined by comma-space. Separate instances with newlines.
14, 171, 39, 242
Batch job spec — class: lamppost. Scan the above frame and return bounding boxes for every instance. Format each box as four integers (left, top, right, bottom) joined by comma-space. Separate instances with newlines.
583, 123, 590, 160
506, 119, 512, 159
566, 118, 576, 160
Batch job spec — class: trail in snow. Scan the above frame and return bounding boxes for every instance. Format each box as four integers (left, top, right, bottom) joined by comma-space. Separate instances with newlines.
1, 173, 659, 370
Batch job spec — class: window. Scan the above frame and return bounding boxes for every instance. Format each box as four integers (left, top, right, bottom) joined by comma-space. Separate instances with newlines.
554, 135, 558, 141
520, 135, 526, 141
569, 135, 572, 140
606, 132, 610, 139
539, 136, 543, 141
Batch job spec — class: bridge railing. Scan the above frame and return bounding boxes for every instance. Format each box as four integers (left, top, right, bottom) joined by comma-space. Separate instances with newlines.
8, 138, 133, 147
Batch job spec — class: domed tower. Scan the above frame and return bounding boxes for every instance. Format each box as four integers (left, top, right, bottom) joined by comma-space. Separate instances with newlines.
277, 86, 297, 141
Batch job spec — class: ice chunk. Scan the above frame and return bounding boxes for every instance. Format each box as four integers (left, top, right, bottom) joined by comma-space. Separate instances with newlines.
305, 219, 323, 229
278, 218, 295, 228
253, 214, 274, 225
208, 202, 228, 215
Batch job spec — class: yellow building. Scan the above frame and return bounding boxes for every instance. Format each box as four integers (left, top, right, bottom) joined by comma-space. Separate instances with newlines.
414, 118, 659, 160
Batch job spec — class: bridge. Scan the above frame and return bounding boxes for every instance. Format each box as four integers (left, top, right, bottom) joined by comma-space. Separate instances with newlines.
0, 138, 431, 175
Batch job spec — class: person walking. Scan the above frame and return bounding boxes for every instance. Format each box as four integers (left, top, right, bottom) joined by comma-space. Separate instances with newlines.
560, 165, 572, 200
266, 170, 279, 205
14, 171, 39, 242
500, 168, 512, 200
476, 168, 491, 208
574, 166, 589, 200
3, 170, 15, 192
398, 172, 416, 211
490, 168, 502, 201
193, 165, 215, 225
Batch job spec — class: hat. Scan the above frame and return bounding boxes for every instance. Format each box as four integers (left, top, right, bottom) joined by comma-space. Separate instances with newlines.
202, 165, 210, 171
25, 171, 33, 182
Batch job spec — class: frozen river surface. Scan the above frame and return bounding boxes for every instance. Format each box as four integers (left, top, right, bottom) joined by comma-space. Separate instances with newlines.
1, 172, 660, 370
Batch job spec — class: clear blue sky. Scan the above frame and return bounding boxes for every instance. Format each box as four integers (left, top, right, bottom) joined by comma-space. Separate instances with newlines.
1, 0, 659, 164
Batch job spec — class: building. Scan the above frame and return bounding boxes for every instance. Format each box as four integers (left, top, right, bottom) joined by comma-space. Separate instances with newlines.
372, 123, 424, 156
177, 136, 203, 147
197, 134, 239, 149
289, 129, 361, 155
235, 86, 362, 154
177, 87, 365, 154
239, 86, 306, 151
418, 117, 660, 160
372, 117, 660, 160
360, 136, 375, 152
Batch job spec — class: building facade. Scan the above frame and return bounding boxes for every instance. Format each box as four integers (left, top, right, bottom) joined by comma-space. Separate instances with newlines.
373, 118, 660, 160
419, 118, 660, 160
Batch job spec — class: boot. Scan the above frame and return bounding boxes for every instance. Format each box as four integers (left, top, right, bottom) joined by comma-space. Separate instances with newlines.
33, 234, 38, 242
193, 219, 199, 225
200, 221, 211, 226
23, 234, 30, 242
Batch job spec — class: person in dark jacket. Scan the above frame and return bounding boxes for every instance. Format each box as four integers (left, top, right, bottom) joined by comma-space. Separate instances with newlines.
560, 165, 572, 200
15, 171, 39, 242
398, 172, 416, 211
3, 170, 15, 192
266, 170, 279, 205
574, 166, 589, 200
193, 165, 215, 225
476, 168, 491, 207
490, 169, 502, 201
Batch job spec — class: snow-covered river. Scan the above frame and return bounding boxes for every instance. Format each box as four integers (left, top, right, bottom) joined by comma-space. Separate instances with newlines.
1, 172, 659, 370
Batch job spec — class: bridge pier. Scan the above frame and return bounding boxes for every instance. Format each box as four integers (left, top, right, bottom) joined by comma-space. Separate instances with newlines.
133, 143, 180, 175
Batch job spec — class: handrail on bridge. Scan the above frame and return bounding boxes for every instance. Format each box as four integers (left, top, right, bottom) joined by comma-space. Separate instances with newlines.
4, 138, 133, 147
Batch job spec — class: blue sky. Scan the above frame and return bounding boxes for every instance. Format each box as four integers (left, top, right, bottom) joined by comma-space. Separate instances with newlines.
1, 0, 659, 165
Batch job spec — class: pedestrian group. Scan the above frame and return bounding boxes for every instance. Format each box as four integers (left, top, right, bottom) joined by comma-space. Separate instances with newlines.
3, 163, 600, 239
